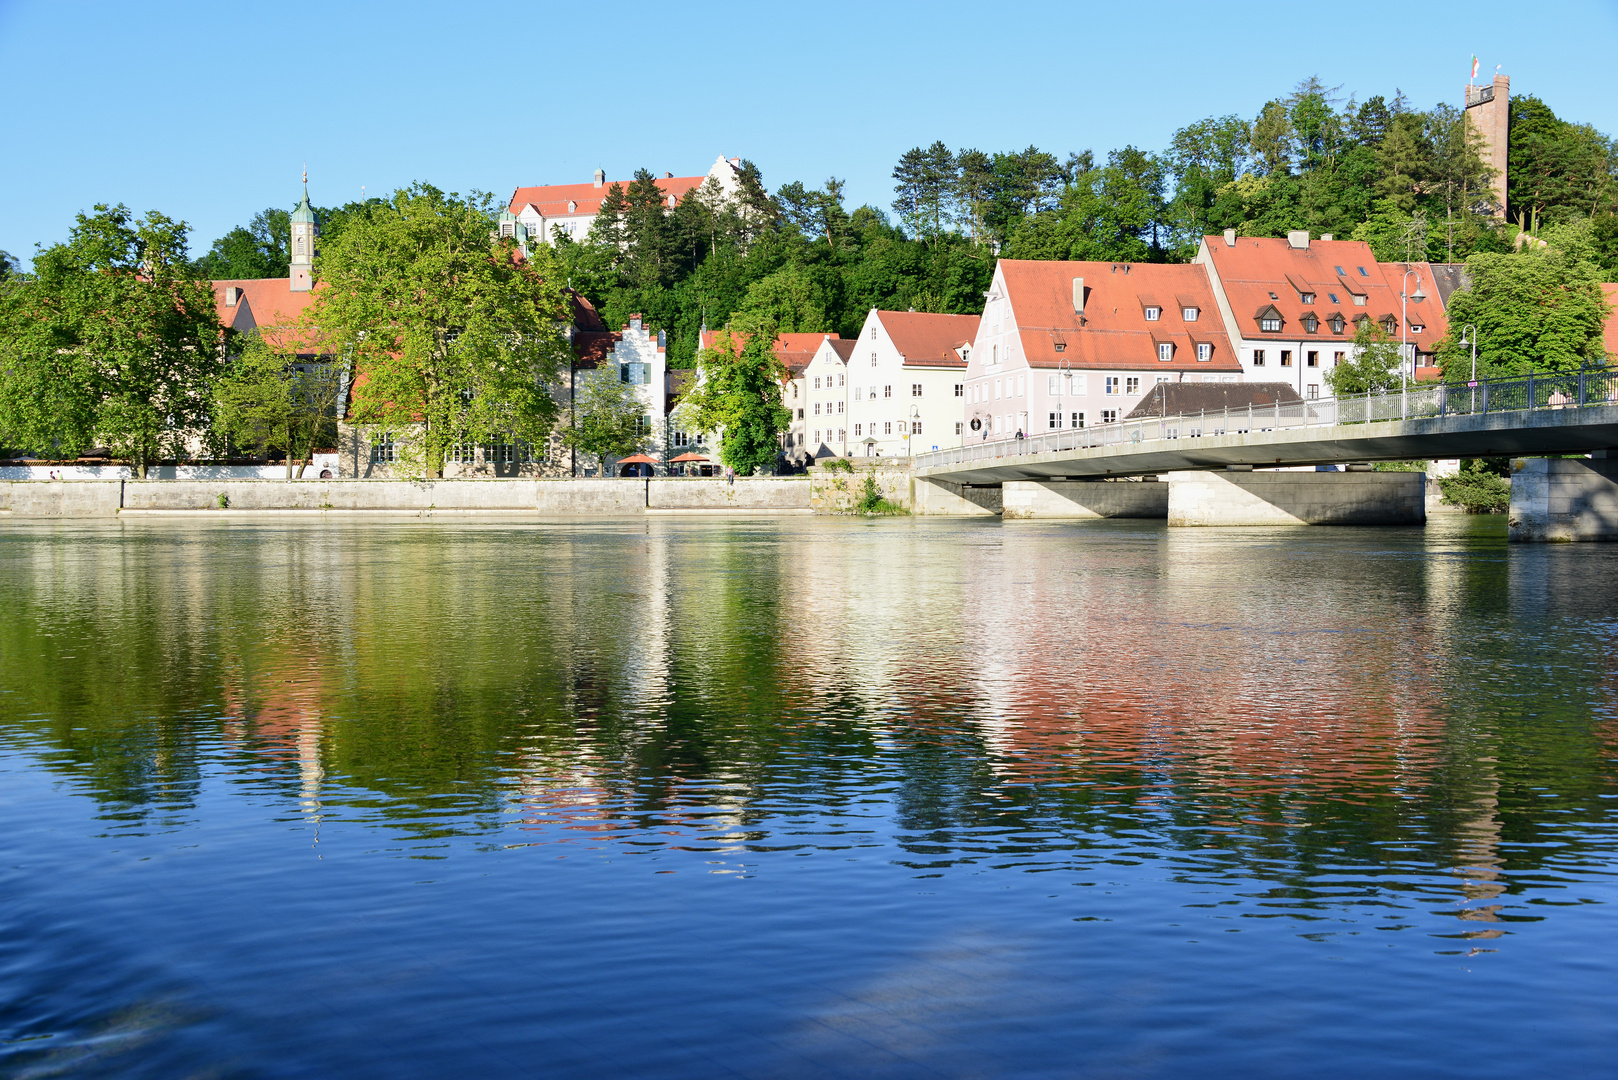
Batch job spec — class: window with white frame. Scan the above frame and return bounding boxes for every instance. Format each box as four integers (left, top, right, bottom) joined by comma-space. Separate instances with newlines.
870, 326, 877, 339
1157, 342, 1173, 361
674, 431, 691, 447
1105, 377, 1120, 395
1071, 411, 1085, 428
1145, 306, 1161, 321
1196, 343, 1212, 361
836, 401, 844, 414
955, 422, 962, 435
854, 424, 862, 436
1048, 374, 1060, 394
371, 432, 397, 463
1260, 316, 1282, 332
1126, 377, 1140, 394
954, 383, 964, 397
838, 373, 845, 386
1048, 412, 1062, 429
911, 383, 922, 397
1183, 307, 1198, 321
813, 403, 821, 416
912, 421, 922, 435
1101, 409, 1117, 423
884, 385, 891, 398
871, 352, 877, 366
813, 377, 821, 390
883, 422, 891, 434
448, 443, 475, 465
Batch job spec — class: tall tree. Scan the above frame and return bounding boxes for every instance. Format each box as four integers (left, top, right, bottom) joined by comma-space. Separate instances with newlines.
891, 141, 958, 243
312, 183, 571, 479
214, 330, 344, 478
685, 315, 792, 475
562, 363, 650, 476
193, 207, 291, 279
0, 204, 222, 475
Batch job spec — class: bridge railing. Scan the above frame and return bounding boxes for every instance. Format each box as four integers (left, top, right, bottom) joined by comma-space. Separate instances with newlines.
915, 368, 1618, 470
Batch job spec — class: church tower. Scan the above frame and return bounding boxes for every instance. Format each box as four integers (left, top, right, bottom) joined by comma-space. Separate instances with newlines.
290, 175, 318, 292
1464, 73, 1510, 217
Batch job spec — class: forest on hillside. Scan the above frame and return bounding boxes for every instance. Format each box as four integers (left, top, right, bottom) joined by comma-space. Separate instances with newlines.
184, 78, 1618, 368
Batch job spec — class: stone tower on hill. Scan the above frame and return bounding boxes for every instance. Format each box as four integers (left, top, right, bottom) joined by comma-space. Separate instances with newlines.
290, 181, 318, 292
1464, 73, 1510, 217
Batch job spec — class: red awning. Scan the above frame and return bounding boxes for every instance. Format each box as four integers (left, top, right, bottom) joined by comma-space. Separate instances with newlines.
617, 454, 658, 464
669, 453, 709, 462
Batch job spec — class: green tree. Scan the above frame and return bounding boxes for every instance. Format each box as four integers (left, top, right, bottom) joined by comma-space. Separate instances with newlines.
563, 363, 649, 476
0, 204, 222, 475
891, 142, 958, 243
214, 330, 345, 478
685, 315, 791, 475
310, 183, 571, 479
193, 207, 291, 279
1325, 320, 1406, 395
1435, 222, 1611, 379
736, 264, 831, 331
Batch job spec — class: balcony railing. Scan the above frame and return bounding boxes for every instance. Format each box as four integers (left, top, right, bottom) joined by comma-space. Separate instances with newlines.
914, 369, 1618, 471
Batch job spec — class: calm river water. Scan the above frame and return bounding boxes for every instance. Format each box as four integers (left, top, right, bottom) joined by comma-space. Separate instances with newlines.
1, 515, 1615, 1078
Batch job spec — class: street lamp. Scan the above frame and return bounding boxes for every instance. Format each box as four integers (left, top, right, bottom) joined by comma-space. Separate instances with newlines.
906, 403, 919, 458
1459, 323, 1479, 412
1400, 267, 1427, 391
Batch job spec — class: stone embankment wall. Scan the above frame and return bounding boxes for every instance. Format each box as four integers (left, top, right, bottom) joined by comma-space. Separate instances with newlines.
808, 465, 917, 514
0, 478, 815, 517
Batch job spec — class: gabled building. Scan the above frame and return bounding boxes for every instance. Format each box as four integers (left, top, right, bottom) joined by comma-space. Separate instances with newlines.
846, 310, 979, 457
569, 315, 669, 476
508, 156, 743, 245
1193, 231, 1447, 397
698, 329, 846, 464
963, 260, 1239, 440
799, 335, 858, 459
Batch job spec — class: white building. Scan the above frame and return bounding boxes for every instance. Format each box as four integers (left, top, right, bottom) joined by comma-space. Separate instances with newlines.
962, 260, 1242, 443
800, 335, 858, 457
570, 315, 668, 476
845, 310, 979, 458
1192, 230, 1448, 398
507, 156, 744, 245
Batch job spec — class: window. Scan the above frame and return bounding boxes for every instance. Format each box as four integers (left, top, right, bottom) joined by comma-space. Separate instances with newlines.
1301, 292, 1315, 305
870, 326, 877, 339
814, 403, 822, 416
1411, 324, 1425, 334
1302, 315, 1319, 333
1145, 306, 1161, 321
1157, 376, 1170, 384
1183, 307, 1198, 321
994, 380, 1002, 399
961, 347, 970, 364
855, 424, 862, 436
1352, 295, 1367, 307
1048, 374, 1060, 394
448, 443, 475, 465
1306, 350, 1319, 368
1049, 411, 1062, 429
1017, 375, 1025, 395
1260, 316, 1282, 332
884, 385, 892, 398
1105, 377, 1120, 395
1328, 292, 1340, 304
1307, 384, 1320, 399
954, 383, 964, 397
883, 422, 891, 434
1357, 266, 1369, 276
1071, 411, 1085, 428
1126, 377, 1140, 394
912, 383, 923, 397
1071, 373, 1087, 396
370, 433, 397, 463
838, 374, 845, 386
1252, 349, 1266, 366
992, 344, 998, 364
813, 377, 821, 390
1382, 316, 1397, 335
912, 422, 922, 435
1330, 315, 1345, 334
1333, 265, 1345, 275
1280, 350, 1293, 367
868, 387, 876, 399
486, 442, 517, 464
295, 236, 305, 253
796, 408, 803, 419
674, 430, 691, 447
813, 429, 820, 444
955, 422, 963, 435
1196, 343, 1212, 361
1157, 342, 1173, 361
837, 428, 845, 442
871, 352, 877, 366
1333, 351, 1346, 365
1101, 409, 1118, 424
792, 383, 798, 398
634, 416, 652, 438
837, 401, 844, 414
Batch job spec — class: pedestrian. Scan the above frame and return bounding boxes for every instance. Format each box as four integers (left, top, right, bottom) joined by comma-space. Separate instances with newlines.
1016, 428, 1024, 441
726, 465, 735, 486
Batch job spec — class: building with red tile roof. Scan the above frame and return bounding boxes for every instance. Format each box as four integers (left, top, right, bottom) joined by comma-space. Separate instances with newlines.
845, 310, 980, 457
1193, 231, 1449, 395
963, 260, 1239, 441
509, 156, 742, 245
698, 328, 851, 461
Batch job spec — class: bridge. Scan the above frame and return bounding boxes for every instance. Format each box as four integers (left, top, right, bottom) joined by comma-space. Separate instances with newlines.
915, 370, 1618, 483
909, 370, 1618, 541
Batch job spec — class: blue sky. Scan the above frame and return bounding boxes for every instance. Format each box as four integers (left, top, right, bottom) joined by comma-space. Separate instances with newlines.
3, 0, 1616, 267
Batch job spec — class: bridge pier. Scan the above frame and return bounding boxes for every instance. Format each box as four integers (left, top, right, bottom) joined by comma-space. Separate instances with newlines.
1166, 470, 1427, 527
1509, 457, 1618, 542
913, 477, 1002, 516
1001, 480, 1167, 519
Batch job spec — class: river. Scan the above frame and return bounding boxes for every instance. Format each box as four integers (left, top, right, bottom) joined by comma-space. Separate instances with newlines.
1, 515, 1614, 1077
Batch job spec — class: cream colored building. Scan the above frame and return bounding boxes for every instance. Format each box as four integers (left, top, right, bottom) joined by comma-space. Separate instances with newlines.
846, 310, 979, 458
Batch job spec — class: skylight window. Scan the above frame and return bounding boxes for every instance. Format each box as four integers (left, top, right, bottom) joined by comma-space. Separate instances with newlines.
1328, 292, 1339, 304
1357, 266, 1369, 276
1334, 265, 1345, 275
1268, 292, 1279, 300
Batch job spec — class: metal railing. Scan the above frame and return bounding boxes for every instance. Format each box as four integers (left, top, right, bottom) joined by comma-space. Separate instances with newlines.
915, 368, 1618, 471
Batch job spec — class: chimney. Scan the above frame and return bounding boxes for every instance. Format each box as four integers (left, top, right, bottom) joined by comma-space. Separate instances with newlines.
1320, 233, 1333, 242
1223, 229, 1237, 247
593, 168, 605, 188
664, 172, 673, 179
1072, 277, 1085, 316
224, 286, 240, 307
1287, 230, 1310, 249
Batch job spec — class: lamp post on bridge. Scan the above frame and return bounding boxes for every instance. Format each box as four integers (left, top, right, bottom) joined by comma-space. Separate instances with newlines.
1459, 324, 1479, 412
1400, 268, 1427, 392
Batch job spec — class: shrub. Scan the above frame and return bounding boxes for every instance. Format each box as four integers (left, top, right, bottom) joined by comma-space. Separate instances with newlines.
856, 473, 907, 515
821, 457, 853, 474
1438, 459, 1511, 513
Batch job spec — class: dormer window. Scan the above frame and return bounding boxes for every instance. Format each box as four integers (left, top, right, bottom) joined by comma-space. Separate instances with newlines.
1353, 294, 1367, 307
1302, 314, 1319, 333
1330, 315, 1346, 334
567, 200, 577, 213
1145, 306, 1161, 321
1261, 316, 1282, 332
1301, 292, 1315, 305
1157, 342, 1173, 361
1411, 324, 1425, 334
1196, 343, 1212, 361
1382, 316, 1397, 334
1182, 306, 1198, 321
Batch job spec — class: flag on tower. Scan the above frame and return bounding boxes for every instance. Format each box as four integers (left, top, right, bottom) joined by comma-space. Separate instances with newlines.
1471, 55, 1480, 80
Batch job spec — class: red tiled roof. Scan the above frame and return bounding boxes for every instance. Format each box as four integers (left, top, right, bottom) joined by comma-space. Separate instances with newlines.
570, 290, 605, 332
1201, 237, 1443, 351
998, 260, 1240, 371
212, 278, 323, 352
876, 311, 981, 368
828, 339, 858, 362
572, 330, 622, 369
699, 330, 844, 375
509, 175, 705, 220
